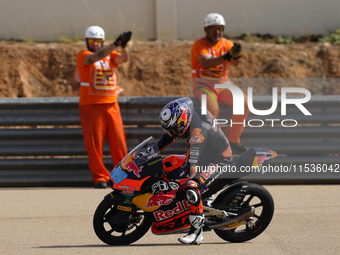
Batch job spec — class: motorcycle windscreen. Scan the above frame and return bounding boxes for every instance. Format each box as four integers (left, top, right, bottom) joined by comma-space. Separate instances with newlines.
111, 137, 163, 191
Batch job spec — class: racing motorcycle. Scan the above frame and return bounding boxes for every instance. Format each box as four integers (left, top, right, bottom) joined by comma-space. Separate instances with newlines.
93, 137, 276, 245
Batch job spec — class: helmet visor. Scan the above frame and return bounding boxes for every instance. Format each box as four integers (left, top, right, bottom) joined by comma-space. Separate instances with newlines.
167, 123, 189, 138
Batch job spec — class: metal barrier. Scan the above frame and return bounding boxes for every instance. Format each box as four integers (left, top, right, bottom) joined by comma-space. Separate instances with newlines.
0, 96, 339, 187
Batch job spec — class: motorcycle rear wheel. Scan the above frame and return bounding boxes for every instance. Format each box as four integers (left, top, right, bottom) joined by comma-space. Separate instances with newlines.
214, 183, 274, 242
93, 199, 152, 245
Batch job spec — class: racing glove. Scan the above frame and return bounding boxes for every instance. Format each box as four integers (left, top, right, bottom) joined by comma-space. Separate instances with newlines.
152, 180, 179, 194
168, 181, 179, 190
152, 180, 169, 194
114, 31, 132, 48
223, 43, 242, 61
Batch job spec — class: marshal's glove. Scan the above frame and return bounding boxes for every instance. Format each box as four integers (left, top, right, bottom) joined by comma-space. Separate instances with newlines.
223, 43, 242, 61
114, 31, 132, 48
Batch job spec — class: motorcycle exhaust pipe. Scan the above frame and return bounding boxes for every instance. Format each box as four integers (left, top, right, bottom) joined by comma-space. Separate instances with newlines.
205, 206, 255, 230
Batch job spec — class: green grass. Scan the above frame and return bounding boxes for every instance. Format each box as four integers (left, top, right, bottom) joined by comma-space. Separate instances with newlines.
243, 35, 263, 42
276, 35, 293, 44
318, 28, 340, 45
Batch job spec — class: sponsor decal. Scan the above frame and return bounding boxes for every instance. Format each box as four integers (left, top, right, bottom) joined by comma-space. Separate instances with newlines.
144, 189, 177, 209
122, 155, 143, 178
110, 165, 127, 184
148, 158, 162, 166
153, 200, 191, 222
152, 215, 190, 233
121, 190, 134, 195
177, 108, 189, 126
117, 205, 132, 212
228, 222, 243, 229
147, 152, 160, 160
118, 185, 130, 189
256, 155, 271, 165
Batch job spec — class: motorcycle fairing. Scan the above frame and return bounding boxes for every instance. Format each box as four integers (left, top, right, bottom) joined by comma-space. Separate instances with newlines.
134, 192, 192, 235
150, 199, 191, 235
251, 149, 277, 168
132, 191, 177, 212
151, 212, 191, 235
202, 148, 278, 199
112, 176, 150, 191
237, 148, 277, 171
111, 137, 163, 191
162, 155, 186, 174
103, 191, 128, 201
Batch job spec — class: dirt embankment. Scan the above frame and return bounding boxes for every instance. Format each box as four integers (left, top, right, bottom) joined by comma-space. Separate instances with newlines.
0, 40, 340, 98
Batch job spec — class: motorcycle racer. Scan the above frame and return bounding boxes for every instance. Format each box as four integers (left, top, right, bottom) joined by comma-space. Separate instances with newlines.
153, 97, 233, 245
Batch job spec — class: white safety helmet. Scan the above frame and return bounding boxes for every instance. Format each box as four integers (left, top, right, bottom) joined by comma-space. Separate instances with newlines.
85, 26, 105, 40
204, 13, 225, 27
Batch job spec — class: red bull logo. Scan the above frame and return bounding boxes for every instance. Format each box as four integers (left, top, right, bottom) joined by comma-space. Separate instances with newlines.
177, 108, 188, 126
153, 200, 191, 222
256, 155, 270, 165
122, 155, 143, 178
144, 189, 177, 209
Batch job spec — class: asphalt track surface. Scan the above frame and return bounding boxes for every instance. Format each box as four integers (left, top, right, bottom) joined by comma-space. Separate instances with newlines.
1, 185, 339, 255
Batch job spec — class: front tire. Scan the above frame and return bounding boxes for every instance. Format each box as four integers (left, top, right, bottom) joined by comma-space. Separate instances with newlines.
93, 199, 152, 245
214, 183, 274, 242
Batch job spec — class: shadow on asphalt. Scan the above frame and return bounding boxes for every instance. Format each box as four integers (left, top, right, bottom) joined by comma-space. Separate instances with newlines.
36, 241, 233, 248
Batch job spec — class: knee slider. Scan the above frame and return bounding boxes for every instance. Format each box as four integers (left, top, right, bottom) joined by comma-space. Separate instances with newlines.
186, 188, 201, 206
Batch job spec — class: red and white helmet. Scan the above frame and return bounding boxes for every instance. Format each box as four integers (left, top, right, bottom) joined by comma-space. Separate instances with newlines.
85, 26, 105, 40
204, 13, 225, 27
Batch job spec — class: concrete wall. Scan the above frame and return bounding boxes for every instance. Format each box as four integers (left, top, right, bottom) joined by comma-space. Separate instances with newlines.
1, 0, 340, 41
177, 0, 340, 40
0, 0, 156, 41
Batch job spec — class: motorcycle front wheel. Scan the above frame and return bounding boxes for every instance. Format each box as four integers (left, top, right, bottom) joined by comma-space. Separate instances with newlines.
93, 199, 152, 245
214, 183, 274, 242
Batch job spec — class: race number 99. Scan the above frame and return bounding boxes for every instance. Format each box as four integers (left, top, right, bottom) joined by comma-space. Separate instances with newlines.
110, 166, 127, 184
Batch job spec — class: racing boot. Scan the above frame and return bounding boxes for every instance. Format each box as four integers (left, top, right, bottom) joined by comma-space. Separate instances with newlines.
178, 214, 204, 245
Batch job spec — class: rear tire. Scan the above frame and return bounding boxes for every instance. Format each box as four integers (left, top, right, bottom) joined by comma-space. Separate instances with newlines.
214, 183, 274, 242
93, 199, 152, 245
